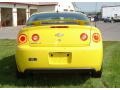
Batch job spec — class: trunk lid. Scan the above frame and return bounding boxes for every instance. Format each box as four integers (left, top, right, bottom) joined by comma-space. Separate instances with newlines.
25, 25, 91, 47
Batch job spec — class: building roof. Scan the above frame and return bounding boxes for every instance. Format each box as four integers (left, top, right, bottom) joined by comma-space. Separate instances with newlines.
0, 2, 58, 6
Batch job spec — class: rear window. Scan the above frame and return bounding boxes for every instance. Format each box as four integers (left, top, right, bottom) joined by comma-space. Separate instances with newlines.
27, 12, 90, 26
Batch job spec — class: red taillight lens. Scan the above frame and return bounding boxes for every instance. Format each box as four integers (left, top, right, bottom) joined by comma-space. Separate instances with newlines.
80, 33, 88, 41
32, 34, 39, 41
93, 33, 100, 42
18, 34, 27, 44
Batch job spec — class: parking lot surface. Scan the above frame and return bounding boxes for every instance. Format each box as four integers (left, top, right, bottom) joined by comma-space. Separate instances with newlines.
0, 21, 120, 41
96, 21, 120, 41
0, 26, 22, 39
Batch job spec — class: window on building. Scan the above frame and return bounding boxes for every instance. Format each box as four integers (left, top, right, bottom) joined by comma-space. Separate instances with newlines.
64, 9, 68, 11
70, 10, 74, 12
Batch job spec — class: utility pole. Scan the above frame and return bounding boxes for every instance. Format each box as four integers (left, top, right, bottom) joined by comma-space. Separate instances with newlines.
95, 2, 97, 27
72, 2, 80, 12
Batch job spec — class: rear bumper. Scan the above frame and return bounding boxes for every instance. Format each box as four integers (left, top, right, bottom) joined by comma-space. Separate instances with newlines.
25, 69, 95, 74
15, 45, 103, 72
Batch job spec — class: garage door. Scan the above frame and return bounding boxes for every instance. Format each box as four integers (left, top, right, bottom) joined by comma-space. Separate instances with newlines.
1, 8, 12, 27
17, 8, 26, 25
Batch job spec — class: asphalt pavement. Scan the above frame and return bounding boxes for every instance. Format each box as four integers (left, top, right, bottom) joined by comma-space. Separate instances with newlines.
96, 21, 120, 41
0, 21, 120, 41
0, 26, 22, 39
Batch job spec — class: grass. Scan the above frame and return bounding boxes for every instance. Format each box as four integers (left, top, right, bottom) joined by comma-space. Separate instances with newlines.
0, 39, 120, 88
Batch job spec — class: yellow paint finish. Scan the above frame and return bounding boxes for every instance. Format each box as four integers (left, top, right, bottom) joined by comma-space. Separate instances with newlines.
16, 25, 103, 72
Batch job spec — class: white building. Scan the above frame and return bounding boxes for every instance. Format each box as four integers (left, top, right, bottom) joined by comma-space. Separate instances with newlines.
0, 2, 75, 27
102, 5, 120, 18
55, 2, 75, 12
0, 2, 57, 27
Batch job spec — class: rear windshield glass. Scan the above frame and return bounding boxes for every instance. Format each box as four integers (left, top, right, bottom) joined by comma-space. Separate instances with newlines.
27, 13, 90, 26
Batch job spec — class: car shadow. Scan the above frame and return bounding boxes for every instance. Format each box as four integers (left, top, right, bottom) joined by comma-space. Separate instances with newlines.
0, 55, 91, 87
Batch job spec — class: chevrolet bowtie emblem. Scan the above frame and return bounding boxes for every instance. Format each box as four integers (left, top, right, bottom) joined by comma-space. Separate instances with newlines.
55, 33, 64, 37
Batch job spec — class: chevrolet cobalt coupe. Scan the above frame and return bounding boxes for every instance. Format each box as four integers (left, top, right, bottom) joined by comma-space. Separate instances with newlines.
15, 12, 103, 78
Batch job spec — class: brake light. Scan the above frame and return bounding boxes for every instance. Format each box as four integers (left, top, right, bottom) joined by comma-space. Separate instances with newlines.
93, 33, 100, 42
32, 34, 39, 41
18, 34, 27, 44
80, 33, 88, 41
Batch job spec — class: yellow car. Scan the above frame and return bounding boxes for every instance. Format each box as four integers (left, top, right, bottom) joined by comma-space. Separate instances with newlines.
15, 12, 103, 78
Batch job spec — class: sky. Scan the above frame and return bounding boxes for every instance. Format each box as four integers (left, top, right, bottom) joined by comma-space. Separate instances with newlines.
73, 2, 120, 12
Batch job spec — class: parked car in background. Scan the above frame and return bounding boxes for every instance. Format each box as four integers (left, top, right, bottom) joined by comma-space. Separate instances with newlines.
103, 17, 112, 23
112, 16, 120, 22
88, 16, 94, 22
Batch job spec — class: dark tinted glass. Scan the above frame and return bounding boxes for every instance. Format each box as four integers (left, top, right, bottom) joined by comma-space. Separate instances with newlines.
27, 12, 89, 22
27, 12, 90, 25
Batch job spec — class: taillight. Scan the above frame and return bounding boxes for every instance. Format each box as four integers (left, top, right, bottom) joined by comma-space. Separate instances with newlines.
18, 34, 27, 44
93, 33, 100, 42
80, 33, 88, 41
32, 34, 39, 41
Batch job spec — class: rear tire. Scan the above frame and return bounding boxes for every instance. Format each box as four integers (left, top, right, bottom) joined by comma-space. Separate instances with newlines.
91, 68, 102, 78
16, 67, 26, 79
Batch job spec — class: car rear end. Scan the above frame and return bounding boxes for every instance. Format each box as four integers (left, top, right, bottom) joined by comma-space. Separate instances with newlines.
15, 12, 103, 77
